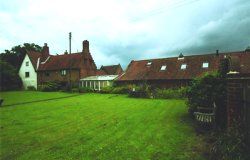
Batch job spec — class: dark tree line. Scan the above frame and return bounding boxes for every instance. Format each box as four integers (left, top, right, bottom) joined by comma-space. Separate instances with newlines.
0, 43, 42, 91
0, 43, 42, 69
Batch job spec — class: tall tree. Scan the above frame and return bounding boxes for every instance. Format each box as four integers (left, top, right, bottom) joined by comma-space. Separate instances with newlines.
0, 60, 22, 91
0, 43, 42, 69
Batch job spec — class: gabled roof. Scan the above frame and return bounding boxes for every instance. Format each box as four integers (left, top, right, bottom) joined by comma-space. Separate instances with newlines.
117, 51, 250, 81
100, 64, 124, 75
27, 51, 41, 70
96, 69, 107, 76
38, 52, 96, 71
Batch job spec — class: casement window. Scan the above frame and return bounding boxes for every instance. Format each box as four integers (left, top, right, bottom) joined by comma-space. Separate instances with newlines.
25, 72, 30, 78
160, 65, 167, 71
202, 62, 209, 68
61, 70, 67, 76
26, 61, 29, 66
181, 64, 187, 70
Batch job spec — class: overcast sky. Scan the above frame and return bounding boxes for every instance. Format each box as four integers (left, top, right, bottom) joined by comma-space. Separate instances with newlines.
1, 0, 250, 69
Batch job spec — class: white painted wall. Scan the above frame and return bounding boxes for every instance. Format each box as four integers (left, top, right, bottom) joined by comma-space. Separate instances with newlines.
18, 54, 37, 89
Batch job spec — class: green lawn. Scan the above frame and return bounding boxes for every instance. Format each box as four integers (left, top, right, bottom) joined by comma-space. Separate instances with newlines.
0, 91, 205, 160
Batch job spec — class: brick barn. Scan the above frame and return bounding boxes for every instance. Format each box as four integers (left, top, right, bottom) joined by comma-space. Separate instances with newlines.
116, 51, 250, 88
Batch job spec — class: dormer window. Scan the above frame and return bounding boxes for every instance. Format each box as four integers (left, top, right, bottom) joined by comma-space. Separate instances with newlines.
202, 62, 209, 68
181, 64, 187, 70
146, 61, 152, 65
160, 65, 167, 71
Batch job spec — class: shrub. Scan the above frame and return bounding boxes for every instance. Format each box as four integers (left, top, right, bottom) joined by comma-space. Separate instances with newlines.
128, 84, 151, 98
111, 86, 131, 94
210, 123, 250, 160
99, 86, 114, 94
0, 60, 22, 91
186, 71, 227, 127
39, 81, 61, 92
27, 86, 36, 91
71, 88, 79, 93
79, 87, 94, 93
154, 87, 187, 99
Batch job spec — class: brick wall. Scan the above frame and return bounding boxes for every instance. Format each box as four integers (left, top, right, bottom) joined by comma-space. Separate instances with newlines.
38, 69, 80, 85
227, 75, 244, 126
227, 74, 250, 129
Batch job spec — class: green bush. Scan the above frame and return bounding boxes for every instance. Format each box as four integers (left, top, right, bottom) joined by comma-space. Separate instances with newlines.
39, 81, 61, 92
128, 84, 151, 98
71, 88, 79, 93
27, 86, 36, 91
111, 85, 133, 94
186, 72, 227, 127
79, 87, 94, 93
0, 60, 22, 91
154, 87, 186, 99
99, 86, 114, 94
210, 123, 250, 160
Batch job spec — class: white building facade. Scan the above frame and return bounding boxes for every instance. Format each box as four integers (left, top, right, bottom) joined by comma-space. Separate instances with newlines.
19, 54, 39, 89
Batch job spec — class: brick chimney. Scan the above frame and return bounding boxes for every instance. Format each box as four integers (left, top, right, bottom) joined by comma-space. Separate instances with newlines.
41, 43, 50, 62
82, 40, 89, 53
64, 50, 68, 55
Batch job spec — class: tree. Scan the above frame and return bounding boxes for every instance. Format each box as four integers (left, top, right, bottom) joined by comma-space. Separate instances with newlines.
186, 71, 227, 128
0, 43, 42, 69
0, 60, 22, 91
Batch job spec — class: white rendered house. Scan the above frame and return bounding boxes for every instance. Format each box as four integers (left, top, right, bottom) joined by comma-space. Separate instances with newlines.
19, 51, 40, 89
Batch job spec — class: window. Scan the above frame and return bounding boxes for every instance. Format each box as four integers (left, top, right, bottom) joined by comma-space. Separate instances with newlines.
26, 61, 29, 66
160, 65, 167, 71
25, 72, 30, 78
146, 61, 152, 66
61, 70, 67, 76
181, 64, 187, 70
202, 62, 209, 68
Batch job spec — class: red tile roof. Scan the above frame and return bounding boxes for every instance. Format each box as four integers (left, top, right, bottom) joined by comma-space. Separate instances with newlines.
100, 64, 124, 75
38, 52, 96, 71
117, 51, 250, 81
27, 51, 41, 70
96, 69, 107, 76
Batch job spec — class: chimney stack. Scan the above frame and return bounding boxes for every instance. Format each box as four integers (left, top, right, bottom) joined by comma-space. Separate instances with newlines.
41, 43, 50, 62
82, 40, 90, 53
64, 50, 68, 55
216, 49, 219, 55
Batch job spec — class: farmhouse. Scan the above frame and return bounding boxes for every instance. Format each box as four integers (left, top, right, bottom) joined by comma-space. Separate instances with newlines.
37, 40, 97, 87
18, 50, 40, 89
116, 51, 250, 88
19, 40, 124, 89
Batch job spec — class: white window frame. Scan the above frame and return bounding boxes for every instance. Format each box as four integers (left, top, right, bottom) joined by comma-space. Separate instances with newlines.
160, 65, 167, 71
26, 61, 29, 66
181, 64, 187, 70
202, 62, 209, 68
146, 61, 152, 66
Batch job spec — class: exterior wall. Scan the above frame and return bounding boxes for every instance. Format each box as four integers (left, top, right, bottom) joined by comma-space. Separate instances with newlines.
38, 69, 80, 86
18, 54, 37, 89
227, 74, 250, 126
80, 80, 112, 91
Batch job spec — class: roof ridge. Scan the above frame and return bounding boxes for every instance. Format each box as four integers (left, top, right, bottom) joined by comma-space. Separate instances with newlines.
131, 51, 245, 62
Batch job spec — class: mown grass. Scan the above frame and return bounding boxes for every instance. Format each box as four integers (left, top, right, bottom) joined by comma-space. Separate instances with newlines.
0, 91, 205, 160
